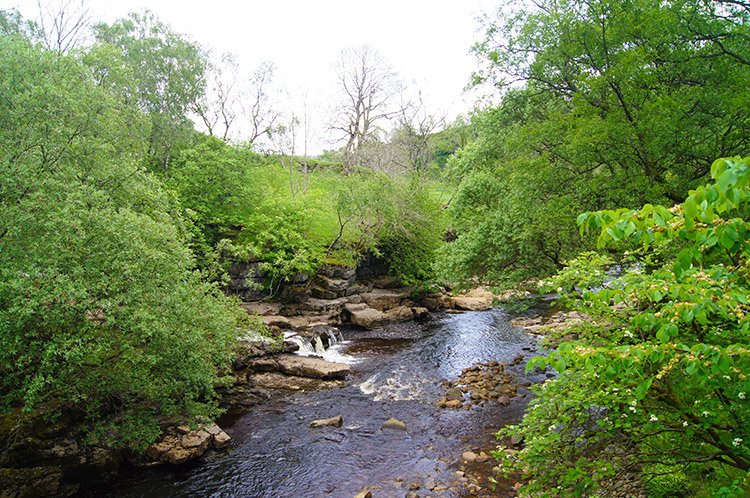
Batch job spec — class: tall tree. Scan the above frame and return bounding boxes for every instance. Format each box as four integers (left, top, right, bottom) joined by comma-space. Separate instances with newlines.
0, 24, 248, 447
35, 0, 91, 53
331, 45, 405, 171
93, 11, 207, 172
440, 0, 750, 285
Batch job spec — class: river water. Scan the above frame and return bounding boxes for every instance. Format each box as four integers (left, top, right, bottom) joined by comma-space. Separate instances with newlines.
77, 309, 546, 498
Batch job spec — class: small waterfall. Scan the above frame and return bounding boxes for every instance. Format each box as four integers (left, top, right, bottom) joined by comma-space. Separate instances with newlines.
283, 327, 357, 365
313, 335, 326, 355
284, 333, 316, 355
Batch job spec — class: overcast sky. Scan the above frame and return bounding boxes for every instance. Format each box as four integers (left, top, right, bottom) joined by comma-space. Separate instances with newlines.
9, 0, 499, 151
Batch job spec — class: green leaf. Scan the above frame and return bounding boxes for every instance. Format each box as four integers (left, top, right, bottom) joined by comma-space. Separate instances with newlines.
717, 168, 737, 192
656, 326, 670, 343
635, 378, 653, 400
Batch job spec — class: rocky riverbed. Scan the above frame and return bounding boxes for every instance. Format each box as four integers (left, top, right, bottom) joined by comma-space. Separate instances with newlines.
73, 308, 549, 498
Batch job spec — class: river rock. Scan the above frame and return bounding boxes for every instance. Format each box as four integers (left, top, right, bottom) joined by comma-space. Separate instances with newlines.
274, 354, 349, 379
261, 315, 293, 329
309, 415, 343, 428
445, 387, 464, 401
146, 426, 215, 465
354, 491, 372, 498
347, 306, 385, 328
361, 288, 411, 311
381, 418, 407, 431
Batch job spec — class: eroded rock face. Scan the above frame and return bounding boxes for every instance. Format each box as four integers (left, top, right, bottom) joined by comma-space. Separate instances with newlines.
145, 423, 231, 465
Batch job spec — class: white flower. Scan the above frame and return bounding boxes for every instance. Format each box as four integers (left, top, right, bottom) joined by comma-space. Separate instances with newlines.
740, 392, 746, 400
629, 407, 637, 413
733, 438, 743, 447
549, 425, 557, 431
624, 330, 634, 338
556, 287, 563, 293
683, 421, 688, 427
650, 414, 659, 422
702, 411, 710, 417
630, 400, 638, 407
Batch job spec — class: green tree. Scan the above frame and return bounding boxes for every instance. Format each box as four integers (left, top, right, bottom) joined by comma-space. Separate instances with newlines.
501, 157, 750, 496
92, 10, 207, 172
0, 27, 248, 448
442, 0, 750, 286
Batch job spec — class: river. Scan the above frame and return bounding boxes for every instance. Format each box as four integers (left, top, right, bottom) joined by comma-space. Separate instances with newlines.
76, 308, 546, 498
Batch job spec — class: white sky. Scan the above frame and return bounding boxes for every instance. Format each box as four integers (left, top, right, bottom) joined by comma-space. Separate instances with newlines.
8, 0, 499, 152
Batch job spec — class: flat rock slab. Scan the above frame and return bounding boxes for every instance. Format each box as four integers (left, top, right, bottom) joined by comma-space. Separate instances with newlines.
241, 302, 283, 316
348, 305, 416, 329
274, 354, 350, 379
247, 372, 346, 391
360, 288, 412, 311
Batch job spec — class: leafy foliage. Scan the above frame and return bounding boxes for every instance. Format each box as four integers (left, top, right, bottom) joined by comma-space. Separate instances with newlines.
501, 157, 750, 496
0, 25, 254, 448
442, 0, 750, 286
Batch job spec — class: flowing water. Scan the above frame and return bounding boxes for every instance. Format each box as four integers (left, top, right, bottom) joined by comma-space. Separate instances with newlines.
77, 309, 547, 498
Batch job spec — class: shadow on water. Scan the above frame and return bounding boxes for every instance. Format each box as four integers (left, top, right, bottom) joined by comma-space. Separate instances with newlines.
76, 309, 547, 498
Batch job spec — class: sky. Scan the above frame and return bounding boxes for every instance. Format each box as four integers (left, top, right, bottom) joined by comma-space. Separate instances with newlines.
8, 0, 500, 152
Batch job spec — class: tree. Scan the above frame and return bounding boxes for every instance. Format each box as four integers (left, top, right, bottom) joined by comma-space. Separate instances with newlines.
0, 27, 251, 448
503, 157, 750, 496
93, 11, 207, 172
35, 0, 91, 53
440, 0, 750, 286
242, 61, 281, 145
331, 45, 405, 171
193, 52, 240, 141
392, 92, 445, 178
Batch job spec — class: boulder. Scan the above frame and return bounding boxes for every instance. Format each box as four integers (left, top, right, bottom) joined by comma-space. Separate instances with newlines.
345, 283, 373, 296
316, 276, 353, 292
451, 296, 492, 311
146, 428, 212, 465
360, 288, 411, 311
309, 285, 340, 300
371, 275, 402, 288
204, 423, 232, 449
274, 354, 350, 379
247, 372, 345, 391
347, 306, 386, 329
383, 306, 415, 323
321, 264, 356, 280
299, 297, 349, 314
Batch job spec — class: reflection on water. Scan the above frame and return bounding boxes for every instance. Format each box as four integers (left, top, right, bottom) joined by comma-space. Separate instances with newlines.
76, 309, 542, 498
